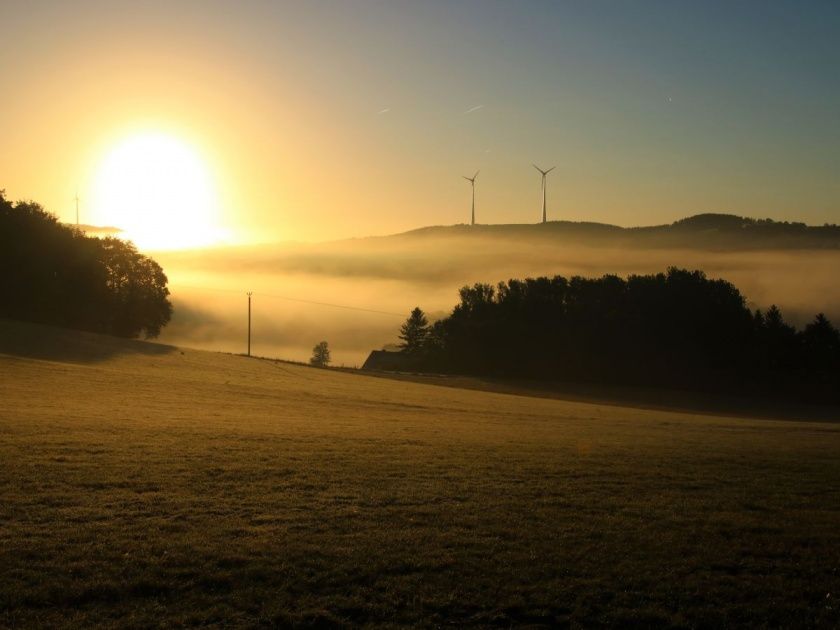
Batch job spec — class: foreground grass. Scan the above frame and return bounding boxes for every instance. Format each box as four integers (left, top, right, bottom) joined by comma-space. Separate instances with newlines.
1, 323, 839, 627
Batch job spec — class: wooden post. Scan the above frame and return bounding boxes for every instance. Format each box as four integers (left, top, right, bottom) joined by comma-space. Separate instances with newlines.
247, 292, 252, 357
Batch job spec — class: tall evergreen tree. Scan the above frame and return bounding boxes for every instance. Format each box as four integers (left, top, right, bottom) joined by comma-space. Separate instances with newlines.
802, 313, 840, 372
399, 307, 429, 353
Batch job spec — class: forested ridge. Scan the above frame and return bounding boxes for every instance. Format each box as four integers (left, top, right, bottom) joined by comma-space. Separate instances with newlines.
399, 269, 840, 403
393, 213, 840, 250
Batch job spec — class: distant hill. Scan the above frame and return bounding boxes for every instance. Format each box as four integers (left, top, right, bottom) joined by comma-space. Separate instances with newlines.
374, 213, 840, 250
155, 212, 840, 324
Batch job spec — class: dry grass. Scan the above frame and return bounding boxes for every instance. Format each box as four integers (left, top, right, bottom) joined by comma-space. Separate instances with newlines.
1, 321, 839, 628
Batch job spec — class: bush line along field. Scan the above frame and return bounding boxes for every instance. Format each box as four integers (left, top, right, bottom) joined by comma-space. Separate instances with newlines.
2, 320, 839, 627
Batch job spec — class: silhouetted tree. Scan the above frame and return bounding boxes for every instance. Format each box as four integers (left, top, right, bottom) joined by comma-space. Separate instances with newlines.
98, 238, 172, 338
310, 341, 331, 367
761, 305, 798, 372
802, 313, 840, 373
398, 307, 429, 354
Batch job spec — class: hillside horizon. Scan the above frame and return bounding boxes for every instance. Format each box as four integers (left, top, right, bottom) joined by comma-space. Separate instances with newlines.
68, 212, 840, 251
345, 212, 840, 251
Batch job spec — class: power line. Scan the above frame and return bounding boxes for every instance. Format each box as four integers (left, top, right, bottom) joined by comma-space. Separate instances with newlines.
173, 283, 406, 318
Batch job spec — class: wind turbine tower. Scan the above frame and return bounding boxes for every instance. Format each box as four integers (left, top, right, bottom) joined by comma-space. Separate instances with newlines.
533, 164, 555, 223
463, 170, 479, 226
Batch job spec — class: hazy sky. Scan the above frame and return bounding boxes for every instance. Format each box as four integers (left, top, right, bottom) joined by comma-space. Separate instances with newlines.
2, 0, 839, 245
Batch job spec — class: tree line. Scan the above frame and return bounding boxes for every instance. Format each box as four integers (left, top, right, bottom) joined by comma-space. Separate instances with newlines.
397, 268, 840, 403
0, 191, 172, 338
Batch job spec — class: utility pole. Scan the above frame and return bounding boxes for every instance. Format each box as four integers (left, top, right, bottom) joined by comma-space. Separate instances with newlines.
247, 292, 253, 357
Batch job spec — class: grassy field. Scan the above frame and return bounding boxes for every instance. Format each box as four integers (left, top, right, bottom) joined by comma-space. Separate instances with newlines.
1, 321, 839, 628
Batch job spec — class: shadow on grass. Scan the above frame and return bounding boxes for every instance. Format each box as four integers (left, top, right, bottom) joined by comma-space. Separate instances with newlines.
0, 319, 176, 364
359, 369, 840, 424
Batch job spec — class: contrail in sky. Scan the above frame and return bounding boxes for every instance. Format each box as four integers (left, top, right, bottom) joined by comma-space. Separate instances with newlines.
378, 108, 391, 114
463, 104, 484, 114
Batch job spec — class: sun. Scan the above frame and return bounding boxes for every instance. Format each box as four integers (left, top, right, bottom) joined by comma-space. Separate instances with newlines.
90, 132, 227, 250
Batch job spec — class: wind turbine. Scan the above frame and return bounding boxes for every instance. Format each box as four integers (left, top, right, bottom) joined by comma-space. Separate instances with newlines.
463, 170, 479, 226
533, 164, 555, 224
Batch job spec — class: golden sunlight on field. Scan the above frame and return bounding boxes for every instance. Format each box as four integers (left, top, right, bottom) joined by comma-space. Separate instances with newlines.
1, 320, 839, 626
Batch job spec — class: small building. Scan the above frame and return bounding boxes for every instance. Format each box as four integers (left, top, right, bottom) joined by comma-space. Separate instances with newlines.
362, 349, 413, 372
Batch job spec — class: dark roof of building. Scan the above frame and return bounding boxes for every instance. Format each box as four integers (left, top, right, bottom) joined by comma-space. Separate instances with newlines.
362, 349, 411, 371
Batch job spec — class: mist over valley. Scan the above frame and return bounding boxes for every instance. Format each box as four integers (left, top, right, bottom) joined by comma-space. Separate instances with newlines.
155, 215, 840, 365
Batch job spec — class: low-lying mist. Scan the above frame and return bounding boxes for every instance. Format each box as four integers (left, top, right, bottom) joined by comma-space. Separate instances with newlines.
155, 231, 840, 366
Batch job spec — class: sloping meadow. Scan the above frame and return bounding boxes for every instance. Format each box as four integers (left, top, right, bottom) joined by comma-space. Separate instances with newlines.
1, 321, 839, 626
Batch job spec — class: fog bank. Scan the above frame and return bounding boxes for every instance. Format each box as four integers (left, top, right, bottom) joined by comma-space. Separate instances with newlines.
155, 233, 840, 366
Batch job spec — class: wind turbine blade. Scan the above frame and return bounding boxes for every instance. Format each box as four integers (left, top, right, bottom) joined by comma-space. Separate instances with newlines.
473, 170, 480, 179
533, 163, 542, 173
546, 166, 556, 174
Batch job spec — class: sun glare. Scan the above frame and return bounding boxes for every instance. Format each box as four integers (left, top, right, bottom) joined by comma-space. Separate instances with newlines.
91, 132, 226, 250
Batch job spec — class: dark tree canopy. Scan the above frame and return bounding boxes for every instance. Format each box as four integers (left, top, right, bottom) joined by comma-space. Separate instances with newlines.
0, 191, 172, 338
397, 268, 840, 403
801, 313, 840, 374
